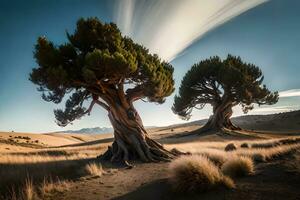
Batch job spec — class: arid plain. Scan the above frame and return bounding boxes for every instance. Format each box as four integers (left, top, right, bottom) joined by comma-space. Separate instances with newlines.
1, 110, 300, 200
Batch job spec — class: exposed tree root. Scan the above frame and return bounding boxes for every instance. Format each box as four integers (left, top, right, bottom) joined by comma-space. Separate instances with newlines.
98, 136, 179, 167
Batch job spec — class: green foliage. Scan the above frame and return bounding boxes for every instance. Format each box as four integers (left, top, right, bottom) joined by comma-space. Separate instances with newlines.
30, 17, 174, 126
173, 55, 278, 119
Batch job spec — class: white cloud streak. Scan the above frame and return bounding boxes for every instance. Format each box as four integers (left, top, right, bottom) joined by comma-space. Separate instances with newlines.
250, 106, 297, 114
279, 89, 300, 98
114, 0, 268, 61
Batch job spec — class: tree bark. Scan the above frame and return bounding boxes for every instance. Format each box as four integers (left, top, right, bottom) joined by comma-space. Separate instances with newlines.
199, 101, 241, 133
98, 103, 176, 165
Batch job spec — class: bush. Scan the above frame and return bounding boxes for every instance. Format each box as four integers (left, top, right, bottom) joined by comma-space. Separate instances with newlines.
280, 138, 297, 145
240, 143, 249, 148
225, 143, 236, 151
221, 156, 254, 178
169, 155, 234, 194
251, 142, 278, 149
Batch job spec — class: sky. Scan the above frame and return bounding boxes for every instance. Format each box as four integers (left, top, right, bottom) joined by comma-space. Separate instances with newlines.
0, 0, 299, 133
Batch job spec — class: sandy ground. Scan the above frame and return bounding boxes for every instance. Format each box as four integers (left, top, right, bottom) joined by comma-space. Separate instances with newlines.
1, 111, 300, 199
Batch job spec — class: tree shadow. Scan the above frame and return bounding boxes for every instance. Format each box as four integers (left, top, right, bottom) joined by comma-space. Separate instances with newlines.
113, 178, 171, 200
0, 157, 97, 198
113, 178, 232, 200
56, 137, 114, 148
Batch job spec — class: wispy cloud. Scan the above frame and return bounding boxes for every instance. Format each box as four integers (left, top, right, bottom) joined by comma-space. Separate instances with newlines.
113, 0, 268, 61
250, 106, 297, 114
279, 89, 300, 98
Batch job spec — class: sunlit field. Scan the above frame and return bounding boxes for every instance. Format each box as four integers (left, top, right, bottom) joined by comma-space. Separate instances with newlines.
1, 125, 300, 200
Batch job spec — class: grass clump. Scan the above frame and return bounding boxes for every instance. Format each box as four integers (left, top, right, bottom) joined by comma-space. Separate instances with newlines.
40, 178, 71, 198
240, 143, 249, 148
196, 149, 228, 166
221, 156, 254, 178
23, 177, 36, 200
85, 162, 104, 177
225, 143, 236, 152
169, 155, 234, 194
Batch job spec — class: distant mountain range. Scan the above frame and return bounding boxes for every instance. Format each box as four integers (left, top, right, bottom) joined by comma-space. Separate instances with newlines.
57, 127, 113, 134
54, 109, 300, 134
56, 125, 157, 134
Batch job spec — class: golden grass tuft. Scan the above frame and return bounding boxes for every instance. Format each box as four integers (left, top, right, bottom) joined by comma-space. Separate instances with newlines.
221, 156, 254, 178
169, 155, 234, 194
23, 177, 36, 200
237, 143, 300, 162
85, 162, 104, 177
196, 149, 228, 166
40, 178, 71, 198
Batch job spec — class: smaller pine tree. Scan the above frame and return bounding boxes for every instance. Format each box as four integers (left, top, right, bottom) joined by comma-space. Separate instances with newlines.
173, 55, 278, 133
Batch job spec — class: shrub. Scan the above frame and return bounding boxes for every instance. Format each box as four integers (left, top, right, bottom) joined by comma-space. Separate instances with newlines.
280, 138, 297, 145
169, 155, 234, 194
251, 142, 278, 149
252, 153, 266, 162
225, 143, 236, 151
240, 143, 249, 148
221, 156, 254, 178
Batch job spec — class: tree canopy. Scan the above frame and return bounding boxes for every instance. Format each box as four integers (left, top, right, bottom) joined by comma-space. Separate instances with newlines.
30, 17, 174, 127
172, 55, 278, 131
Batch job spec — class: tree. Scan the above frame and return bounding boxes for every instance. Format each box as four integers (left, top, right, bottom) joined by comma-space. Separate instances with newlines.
29, 18, 176, 165
172, 55, 278, 133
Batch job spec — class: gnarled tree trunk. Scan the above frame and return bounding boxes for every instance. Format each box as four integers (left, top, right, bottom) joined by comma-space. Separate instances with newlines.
99, 103, 176, 165
199, 101, 241, 133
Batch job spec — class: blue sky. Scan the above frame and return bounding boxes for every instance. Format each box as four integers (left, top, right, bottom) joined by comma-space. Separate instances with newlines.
0, 0, 299, 133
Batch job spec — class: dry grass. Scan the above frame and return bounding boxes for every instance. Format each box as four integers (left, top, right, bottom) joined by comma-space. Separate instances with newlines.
40, 178, 71, 198
236, 143, 300, 162
0, 146, 102, 164
0, 142, 105, 199
195, 149, 229, 166
168, 137, 300, 164
1, 134, 299, 198
85, 162, 104, 177
23, 177, 35, 200
6, 177, 71, 200
221, 156, 254, 178
169, 155, 234, 193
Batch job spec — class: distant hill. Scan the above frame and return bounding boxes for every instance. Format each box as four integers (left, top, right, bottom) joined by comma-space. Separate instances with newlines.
54, 110, 300, 134
57, 127, 113, 134
56, 125, 157, 134
168, 110, 300, 132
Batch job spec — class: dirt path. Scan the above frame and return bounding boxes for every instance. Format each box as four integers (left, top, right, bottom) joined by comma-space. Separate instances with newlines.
59, 162, 169, 200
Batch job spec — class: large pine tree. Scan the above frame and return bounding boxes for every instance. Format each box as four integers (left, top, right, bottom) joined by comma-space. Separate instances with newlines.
173, 55, 278, 133
30, 18, 176, 165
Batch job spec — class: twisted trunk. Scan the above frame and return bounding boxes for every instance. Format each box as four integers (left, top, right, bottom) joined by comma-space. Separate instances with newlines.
99, 103, 176, 165
200, 101, 241, 133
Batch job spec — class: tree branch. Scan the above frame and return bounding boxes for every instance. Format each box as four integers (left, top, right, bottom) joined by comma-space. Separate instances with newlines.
117, 80, 130, 108
84, 100, 96, 116
84, 98, 110, 116
95, 99, 110, 111
126, 86, 144, 103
